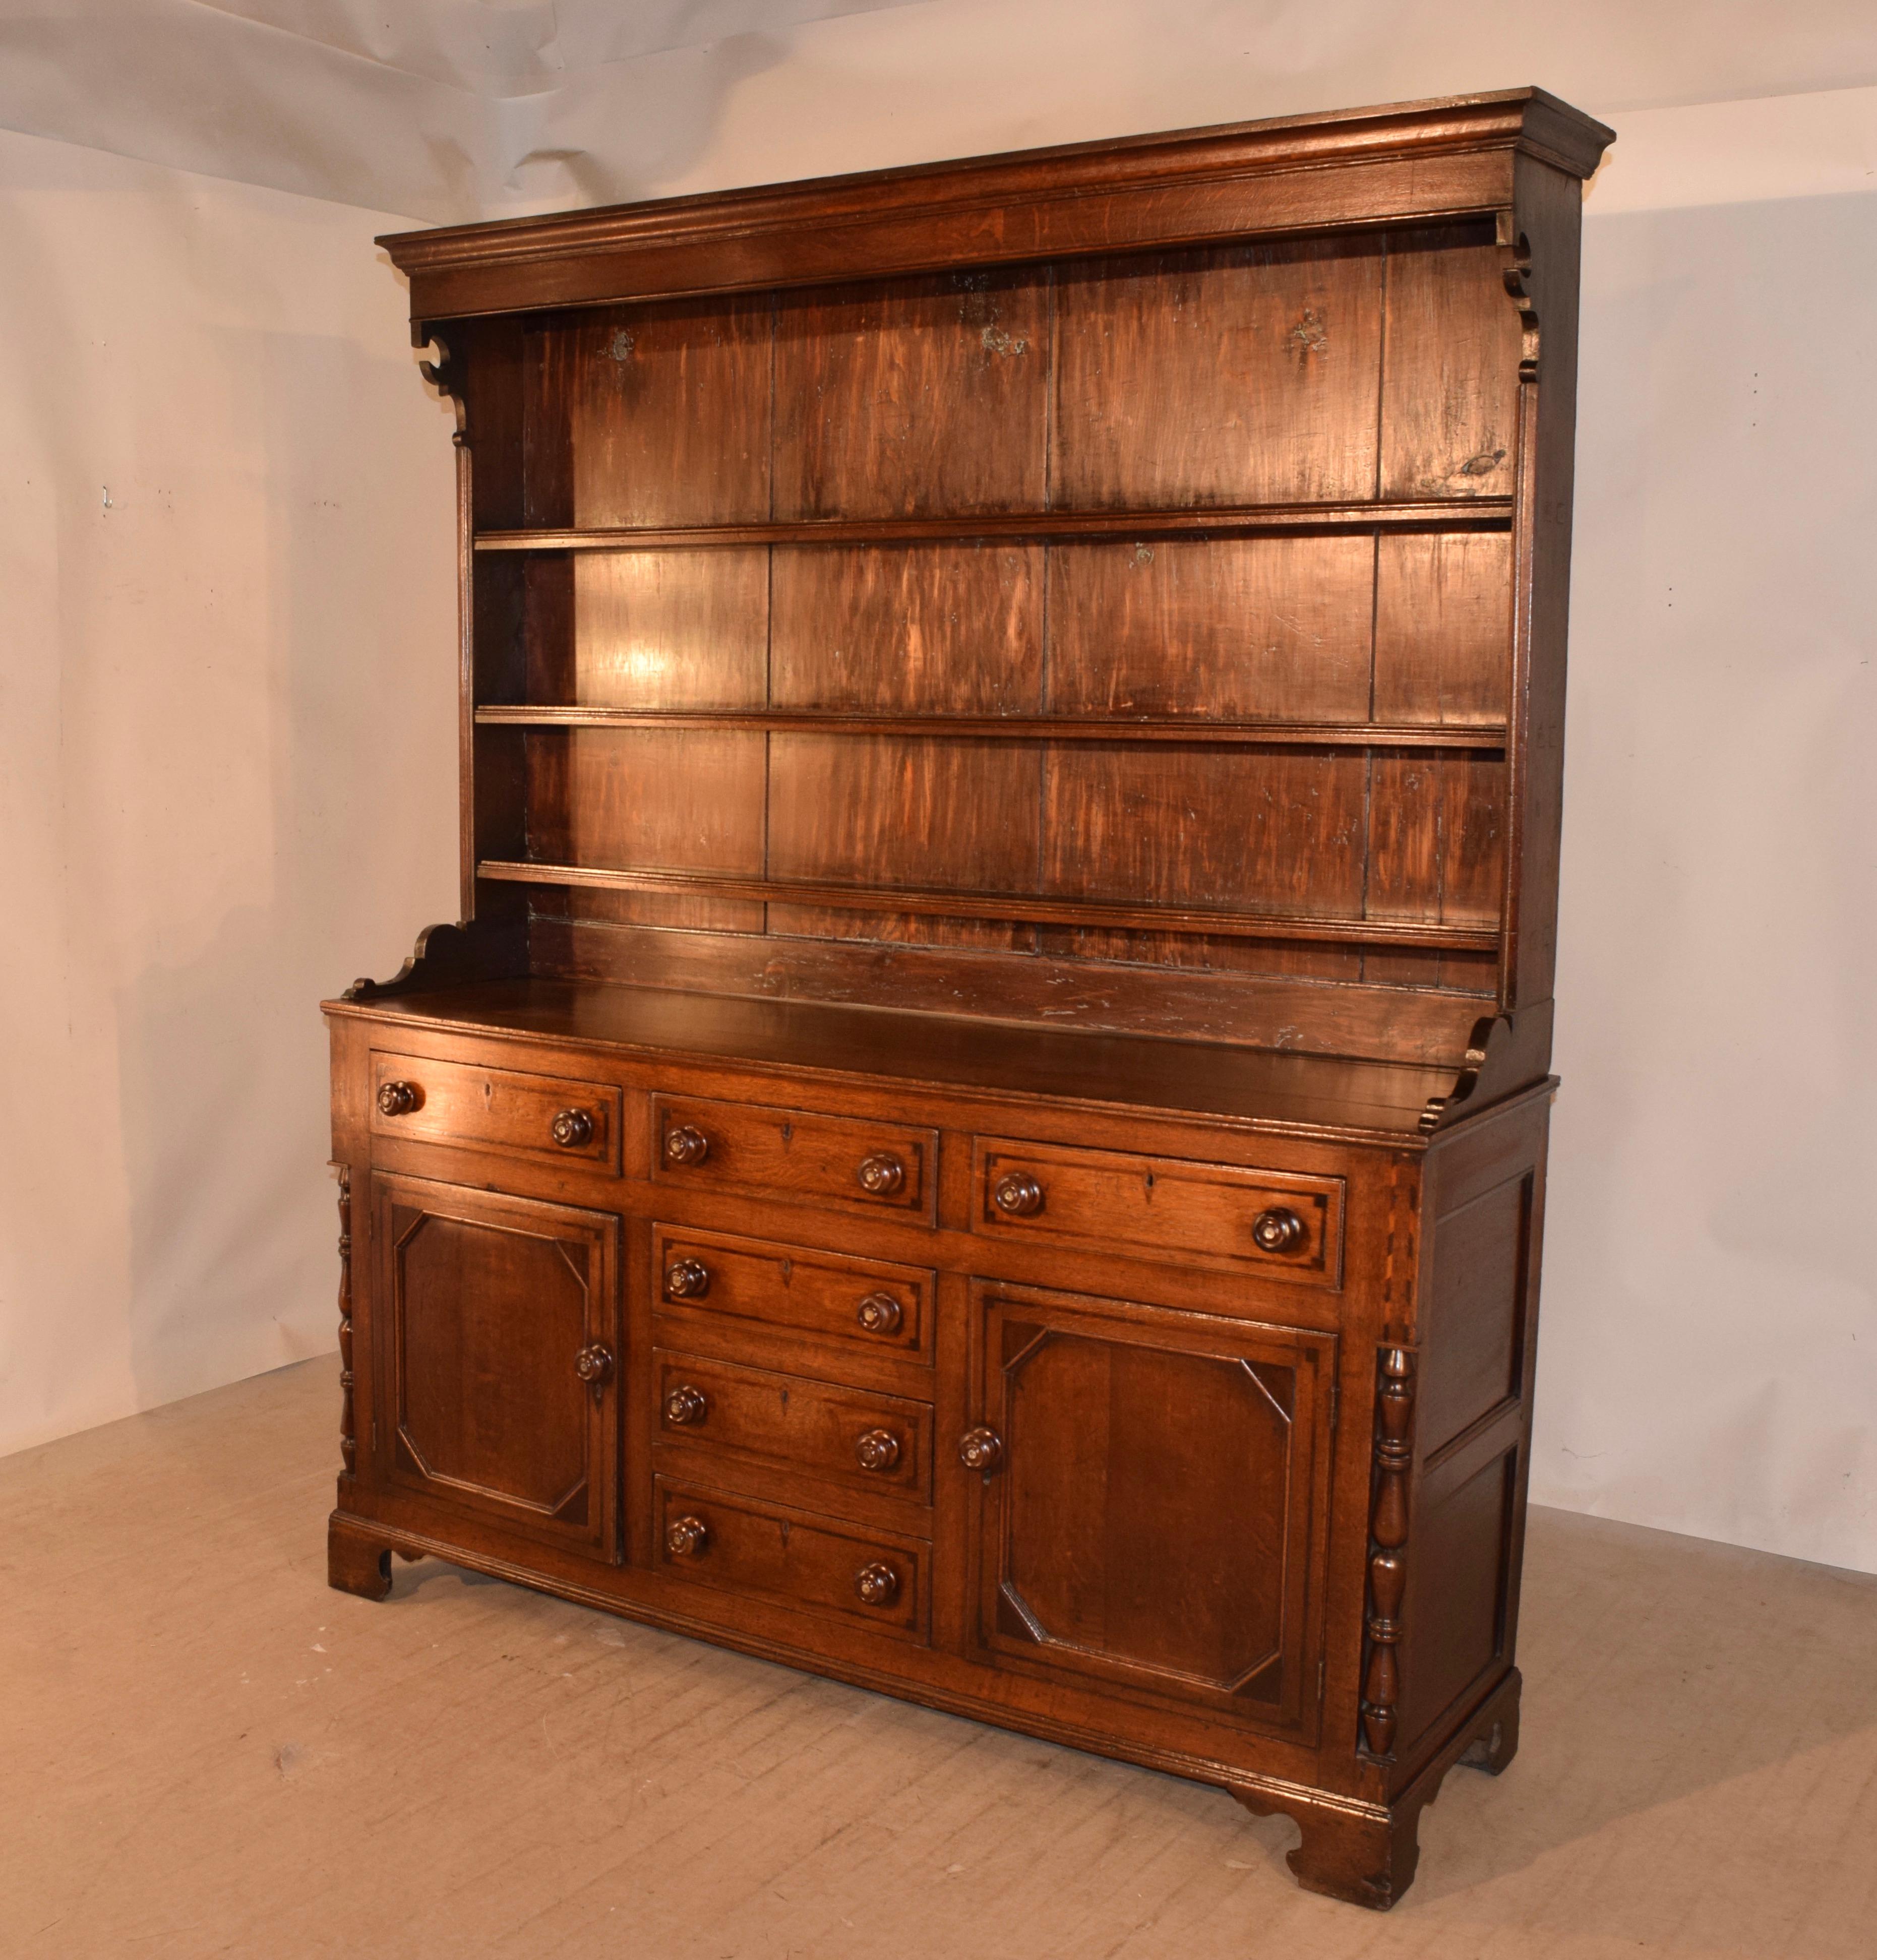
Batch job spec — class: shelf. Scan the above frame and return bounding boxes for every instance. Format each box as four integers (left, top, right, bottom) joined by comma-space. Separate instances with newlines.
475, 860, 1500, 952
471, 498, 1513, 554
474, 708, 1508, 751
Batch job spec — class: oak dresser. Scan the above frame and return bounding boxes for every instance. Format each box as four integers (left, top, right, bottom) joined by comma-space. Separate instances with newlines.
324, 87, 1612, 1909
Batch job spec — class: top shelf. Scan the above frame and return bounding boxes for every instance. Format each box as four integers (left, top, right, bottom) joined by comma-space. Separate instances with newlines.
473, 498, 1514, 554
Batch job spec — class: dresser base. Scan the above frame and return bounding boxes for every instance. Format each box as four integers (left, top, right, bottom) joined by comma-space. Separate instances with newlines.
328, 1505, 1523, 1912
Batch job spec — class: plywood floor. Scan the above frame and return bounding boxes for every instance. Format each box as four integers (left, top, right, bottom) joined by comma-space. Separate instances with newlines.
3, 1357, 1873, 1959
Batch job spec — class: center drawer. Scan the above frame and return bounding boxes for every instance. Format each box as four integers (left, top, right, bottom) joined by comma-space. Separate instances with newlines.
653, 1093, 935, 1222
651, 1224, 933, 1369
653, 1348, 933, 1508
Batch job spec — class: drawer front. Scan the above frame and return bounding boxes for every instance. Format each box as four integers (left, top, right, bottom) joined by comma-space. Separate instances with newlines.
654, 1478, 928, 1640
654, 1349, 932, 1505
973, 1137, 1343, 1283
371, 1052, 620, 1174
652, 1224, 933, 1367
653, 1094, 935, 1221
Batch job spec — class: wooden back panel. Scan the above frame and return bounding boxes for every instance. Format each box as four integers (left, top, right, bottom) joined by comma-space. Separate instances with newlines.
396, 95, 1607, 1070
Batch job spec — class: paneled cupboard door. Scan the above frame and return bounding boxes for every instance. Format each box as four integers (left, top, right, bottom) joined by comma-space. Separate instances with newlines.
967, 1281, 1336, 1738
373, 1173, 622, 1561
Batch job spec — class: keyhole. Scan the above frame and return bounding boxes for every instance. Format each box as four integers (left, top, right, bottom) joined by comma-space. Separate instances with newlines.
780, 1121, 793, 1145
780, 1258, 793, 1284
779, 1388, 790, 1411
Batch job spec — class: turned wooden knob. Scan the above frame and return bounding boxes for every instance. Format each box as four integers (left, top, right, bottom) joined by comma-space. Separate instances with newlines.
664, 1125, 709, 1167
663, 1384, 707, 1426
377, 1080, 420, 1117
574, 1342, 614, 1386
855, 1561, 899, 1607
855, 1428, 900, 1473
666, 1515, 708, 1558
551, 1108, 593, 1149
855, 1292, 902, 1336
958, 1426, 1003, 1472
857, 1152, 905, 1198
664, 1257, 710, 1300
1252, 1207, 1306, 1254
991, 1171, 1044, 1217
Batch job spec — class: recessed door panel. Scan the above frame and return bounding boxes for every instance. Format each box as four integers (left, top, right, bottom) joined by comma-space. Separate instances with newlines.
970, 1280, 1334, 1736
374, 1173, 621, 1560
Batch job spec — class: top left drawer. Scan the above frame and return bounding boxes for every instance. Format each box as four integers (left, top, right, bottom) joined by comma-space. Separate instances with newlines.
370, 1052, 622, 1175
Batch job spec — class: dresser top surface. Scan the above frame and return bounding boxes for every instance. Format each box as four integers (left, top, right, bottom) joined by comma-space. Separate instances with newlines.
326, 978, 1474, 1141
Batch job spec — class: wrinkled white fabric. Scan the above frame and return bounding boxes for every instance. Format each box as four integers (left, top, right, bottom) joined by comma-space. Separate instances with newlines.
1, 0, 1876, 220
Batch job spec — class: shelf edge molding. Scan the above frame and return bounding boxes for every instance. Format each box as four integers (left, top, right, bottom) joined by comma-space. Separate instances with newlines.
471, 498, 1512, 554
475, 861, 1500, 952
472, 708, 1509, 751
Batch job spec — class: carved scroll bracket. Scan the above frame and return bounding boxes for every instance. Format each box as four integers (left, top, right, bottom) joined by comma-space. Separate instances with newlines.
333, 1162, 355, 1478
340, 915, 527, 1004
1495, 218, 1540, 382
1359, 1345, 1416, 1760
417, 331, 468, 443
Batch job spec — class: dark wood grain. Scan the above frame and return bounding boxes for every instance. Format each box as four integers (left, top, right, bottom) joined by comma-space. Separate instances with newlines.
568, 549, 769, 708
1052, 237, 1383, 509
1046, 536, 1375, 721
771, 545, 1044, 713
773, 271, 1049, 519
1381, 227, 1523, 501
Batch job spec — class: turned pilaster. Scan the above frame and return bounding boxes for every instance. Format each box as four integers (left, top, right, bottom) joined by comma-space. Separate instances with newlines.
334, 1163, 356, 1477
1359, 1345, 1416, 1759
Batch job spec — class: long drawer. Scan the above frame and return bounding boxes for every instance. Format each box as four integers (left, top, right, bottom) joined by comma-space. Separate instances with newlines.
653, 1093, 936, 1222
651, 1223, 933, 1370
972, 1136, 1344, 1283
653, 1348, 933, 1507
654, 1478, 928, 1642
370, 1051, 621, 1173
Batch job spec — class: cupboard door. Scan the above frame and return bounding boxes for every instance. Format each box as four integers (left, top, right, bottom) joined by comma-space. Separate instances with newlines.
374, 1173, 621, 1561
969, 1281, 1334, 1737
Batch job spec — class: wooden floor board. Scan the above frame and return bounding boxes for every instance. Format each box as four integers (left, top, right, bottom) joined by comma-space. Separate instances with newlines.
2, 1355, 1873, 1958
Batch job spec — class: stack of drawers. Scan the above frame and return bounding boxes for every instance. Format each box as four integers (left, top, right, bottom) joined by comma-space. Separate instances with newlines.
648, 1094, 941, 1644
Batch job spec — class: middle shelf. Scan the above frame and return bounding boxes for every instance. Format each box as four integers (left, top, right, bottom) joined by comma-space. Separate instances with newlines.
474, 708, 1508, 751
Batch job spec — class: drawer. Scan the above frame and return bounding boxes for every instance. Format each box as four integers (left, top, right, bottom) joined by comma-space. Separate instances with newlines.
370, 1051, 620, 1174
654, 1477, 928, 1641
654, 1348, 933, 1506
651, 1224, 932, 1367
653, 1094, 935, 1221
972, 1137, 1343, 1283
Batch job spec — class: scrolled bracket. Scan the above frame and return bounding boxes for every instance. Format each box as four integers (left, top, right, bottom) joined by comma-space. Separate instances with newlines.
1494, 218, 1540, 383
417, 331, 468, 443
340, 916, 527, 1004
1359, 1346, 1417, 1760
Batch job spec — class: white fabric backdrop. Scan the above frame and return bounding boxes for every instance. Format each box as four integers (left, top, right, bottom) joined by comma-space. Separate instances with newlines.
0, 2, 1871, 1573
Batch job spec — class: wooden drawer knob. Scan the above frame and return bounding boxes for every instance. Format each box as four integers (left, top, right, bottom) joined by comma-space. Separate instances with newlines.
857, 1152, 905, 1198
664, 1257, 710, 1300
551, 1108, 593, 1149
855, 1561, 899, 1607
991, 1171, 1044, 1217
664, 1125, 710, 1167
574, 1342, 614, 1386
855, 1428, 900, 1473
958, 1426, 1004, 1473
1252, 1207, 1306, 1254
855, 1292, 902, 1337
663, 1384, 707, 1426
666, 1515, 708, 1558
377, 1080, 420, 1117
